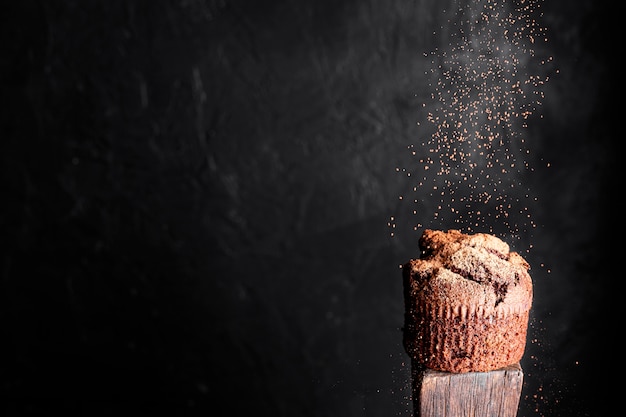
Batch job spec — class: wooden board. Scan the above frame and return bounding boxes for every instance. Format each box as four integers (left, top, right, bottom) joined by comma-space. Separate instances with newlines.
411, 361, 523, 417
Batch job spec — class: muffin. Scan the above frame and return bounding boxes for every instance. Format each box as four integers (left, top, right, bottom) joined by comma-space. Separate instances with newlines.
402, 229, 533, 373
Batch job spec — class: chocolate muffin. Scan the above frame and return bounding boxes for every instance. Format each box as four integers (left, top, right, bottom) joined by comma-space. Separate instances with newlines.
402, 229, 533, 373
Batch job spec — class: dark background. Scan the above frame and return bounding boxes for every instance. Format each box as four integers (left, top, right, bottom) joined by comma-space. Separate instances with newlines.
1, 0, 617, 416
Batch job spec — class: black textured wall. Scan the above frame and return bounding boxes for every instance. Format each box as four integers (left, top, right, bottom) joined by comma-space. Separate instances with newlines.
1, 0, 616, 416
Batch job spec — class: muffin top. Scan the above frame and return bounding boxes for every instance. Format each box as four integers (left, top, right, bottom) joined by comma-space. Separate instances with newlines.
403, 229, 532, 316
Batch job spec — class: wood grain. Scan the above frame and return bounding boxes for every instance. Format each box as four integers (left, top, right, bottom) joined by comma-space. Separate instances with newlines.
411, 361, 524, 417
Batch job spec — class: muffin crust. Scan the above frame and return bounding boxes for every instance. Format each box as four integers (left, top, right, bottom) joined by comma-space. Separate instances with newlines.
402, 229, 532, 373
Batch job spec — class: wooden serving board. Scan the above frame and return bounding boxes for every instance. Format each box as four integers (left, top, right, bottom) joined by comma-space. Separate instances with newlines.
411, 361, 524, 417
